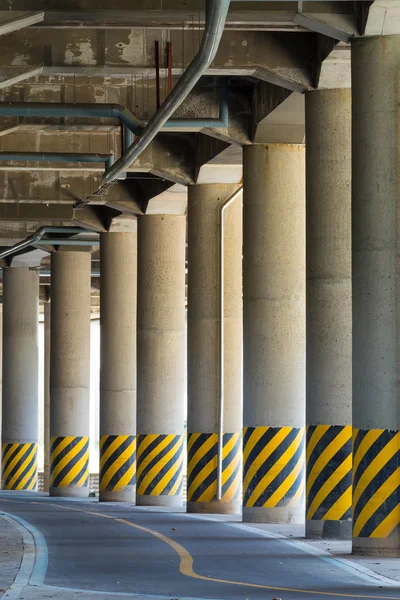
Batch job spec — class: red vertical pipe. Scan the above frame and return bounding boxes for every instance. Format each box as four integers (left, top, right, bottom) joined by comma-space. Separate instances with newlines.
155, 40, 160, 109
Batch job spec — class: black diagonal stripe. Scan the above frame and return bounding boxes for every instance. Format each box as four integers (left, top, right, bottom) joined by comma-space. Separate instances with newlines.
9, 450, 37, 490
4, 444, 35, 484
138, 436, 180, 483
358, 488, 400, 538
142, 441, 183, 495
222, 435, 241, 471
69, 458, 89, 487
244, 428, 300, 505
353, 450, 400, 523
106, 453, 137, 491
51, 438, 82, 470
222, 459, 241, 500
50, 436, 65, 456
51, 440, 89, 488
312, 482, 352, 521
243, 427, 253, 449
2, 444, 25, 472
277, 465, 305, 508
307, 439, 352, 507
307, 426, 346, 474
190, 466, 218, 502
188, 433, 213, 463
353, 430, 394, 492
188, 443, 218, 488
254, 435, 304, 507
352, 428, 366, 458
243, 427, 285, 479
100, 437, 135, 481
100, 435, 120, 455
137, 434, 169, 466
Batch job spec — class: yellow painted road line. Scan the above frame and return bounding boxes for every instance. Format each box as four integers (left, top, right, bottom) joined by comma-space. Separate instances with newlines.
1, 498, 397, 600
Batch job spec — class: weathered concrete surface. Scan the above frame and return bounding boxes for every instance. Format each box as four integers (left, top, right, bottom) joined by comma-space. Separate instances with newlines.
100, 230, 137, 503
352, 35, 400, 557
243, 143, 305, 525
305, 88, 352, 540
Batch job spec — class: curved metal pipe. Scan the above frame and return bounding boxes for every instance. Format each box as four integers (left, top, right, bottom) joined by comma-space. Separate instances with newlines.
216, 185, 242, 501
103, 0, 231, 183
0, 226, 84, 260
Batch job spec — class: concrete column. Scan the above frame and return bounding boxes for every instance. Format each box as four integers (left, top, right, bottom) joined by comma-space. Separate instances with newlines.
100, 231, 137, 502
2, 268, 39, 491
243, 144, 305, 524
187, 184, 242, 514
137, 215, 185, 507
50, 251, 91, 498
43, 302, 51, 493
352, 35, 400, 556
305, 89, 352, 539
0, 305, 3, 489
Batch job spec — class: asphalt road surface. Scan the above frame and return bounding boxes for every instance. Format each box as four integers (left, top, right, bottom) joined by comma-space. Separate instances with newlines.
0, 493, 399, 600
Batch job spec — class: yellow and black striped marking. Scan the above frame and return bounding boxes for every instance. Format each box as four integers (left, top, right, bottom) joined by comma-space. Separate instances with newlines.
187, 432, 241, 503
50, 436, 89, 489
137, 434, 183, 497
243, 426, 304, 508
2, 442, 37, 490
353, 428, 400, 538
100, 435, 136, 492
306, 425, 352, 522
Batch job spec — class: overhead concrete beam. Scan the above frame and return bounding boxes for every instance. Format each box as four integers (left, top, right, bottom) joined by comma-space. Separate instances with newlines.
293, 11, 357, 42
254, 93, 305, 144
0, 11, 44, 35
363, 0, 400, 36
318, 42, 351, 89
0, 202, 109, 231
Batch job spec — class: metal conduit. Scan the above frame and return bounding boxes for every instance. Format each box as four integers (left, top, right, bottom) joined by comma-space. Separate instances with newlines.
103, 0, 231, 183
0, 226, 85, 260
0, 152, 115, 169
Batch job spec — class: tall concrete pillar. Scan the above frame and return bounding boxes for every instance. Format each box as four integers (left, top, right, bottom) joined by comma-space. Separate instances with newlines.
43, 302, 51, 492
243, 144, 305, 523
137, 215, 185, 507
2, 268, 39, 491
305, 89, 352, 539
50, 251, 91, 498
100, 231, 137, 502
187, 184, 242, 514
0, 305, 3, 489
352, 35, 400, 556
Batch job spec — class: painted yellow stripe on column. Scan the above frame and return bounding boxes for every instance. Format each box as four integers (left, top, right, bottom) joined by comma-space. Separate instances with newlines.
51, 436, 75, 462
323, 485, 352, 521
353, 467, 400, 537
353, 429, 383, 474
100, 435, 129, 469
306, 425, 331, 462
139, 437, 180, 492
266, 451, 304, 508
59, 452, 88, 487
244, 427, 292, 489
137, 435, 172, 480
8, 445, 36, 489
307, 428, 351, 494
288, 479, 305, 507
2, 444, 19, 467
188, 434, 217, 477
3, 445, 29, 479
18, 458, 37, 490
51, 437, 87, 481
307, 454, 352, 520
222, 445, 241, 487
117, 463, 136, 490
243, 426, 268, 465
187, 432, 201, 455
353, 435, 399, 509
371, 503, 400, 539
188, 454, 216, 500
101, 439, 135, 490
169, 455, 184, 497
152, 441, 183, 496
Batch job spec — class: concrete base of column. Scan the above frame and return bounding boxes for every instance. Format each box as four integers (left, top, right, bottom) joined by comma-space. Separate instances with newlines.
352, 534, 400, 557
187, 500, 241, 515
306, 519, 352, 540
50, 486, 89, 498
99, 488, 135, 503
243, 505, 303, 524
137, 495, 183, 508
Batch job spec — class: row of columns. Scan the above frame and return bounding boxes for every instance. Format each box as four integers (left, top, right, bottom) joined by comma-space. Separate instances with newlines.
0, 35, 399, 557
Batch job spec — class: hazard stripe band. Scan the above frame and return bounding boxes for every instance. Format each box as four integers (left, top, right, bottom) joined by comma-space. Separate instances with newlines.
2, 442, 37, 490
50, 436, 89, 489
187, 432, 241, 503
137, 434, 183, 497
100, 435, 136, 492
243, 426, 305, 508
306, 424, 352, 522
353, 428, 400, 539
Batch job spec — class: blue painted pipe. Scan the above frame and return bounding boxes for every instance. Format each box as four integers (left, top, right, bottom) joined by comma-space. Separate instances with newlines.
0, 152, 115, 169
